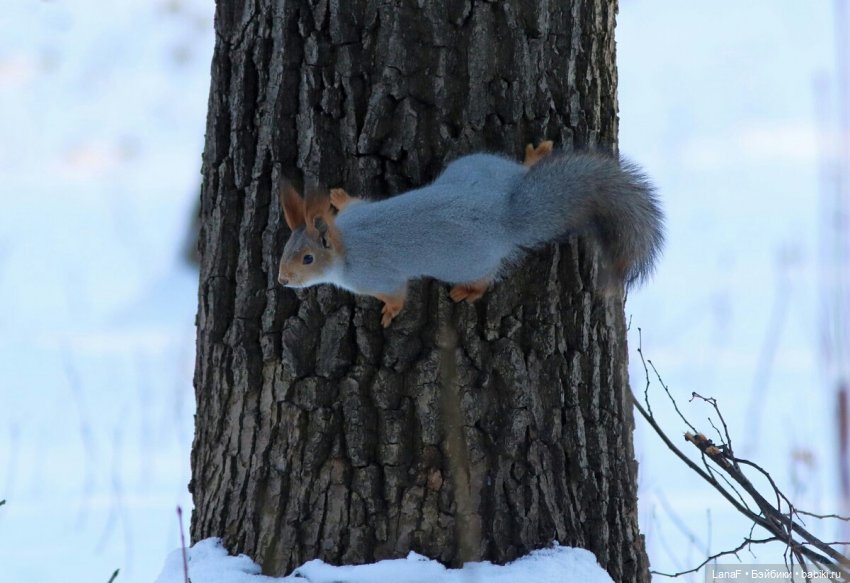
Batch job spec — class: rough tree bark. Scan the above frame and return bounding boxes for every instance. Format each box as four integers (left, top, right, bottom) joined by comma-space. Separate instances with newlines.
191, 1, 649, 581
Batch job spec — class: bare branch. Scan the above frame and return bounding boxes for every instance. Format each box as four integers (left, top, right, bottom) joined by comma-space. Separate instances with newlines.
634, 339, 850, 579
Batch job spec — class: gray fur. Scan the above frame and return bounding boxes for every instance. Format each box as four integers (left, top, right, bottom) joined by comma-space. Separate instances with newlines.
324, 150, 663, 295
509, 151, 664, 286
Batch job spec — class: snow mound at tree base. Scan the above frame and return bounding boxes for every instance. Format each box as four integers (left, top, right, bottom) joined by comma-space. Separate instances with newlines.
154, 537, 614, 583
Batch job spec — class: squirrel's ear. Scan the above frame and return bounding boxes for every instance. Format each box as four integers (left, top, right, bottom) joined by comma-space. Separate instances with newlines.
313, 216, 328, 236
313, 216, 331, 248
280, 181, 305, 231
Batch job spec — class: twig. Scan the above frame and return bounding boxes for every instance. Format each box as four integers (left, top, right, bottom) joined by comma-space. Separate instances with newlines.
685, 430, 845, 569
689, 392, 733, 456
653, 536, 777, 578
795, 510, 850, 522
632, 397, 774, 532
177, 506, 191, 583
637, 329, 654, 417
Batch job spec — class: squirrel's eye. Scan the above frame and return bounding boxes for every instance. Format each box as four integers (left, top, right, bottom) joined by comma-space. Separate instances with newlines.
302, 254, 314, 265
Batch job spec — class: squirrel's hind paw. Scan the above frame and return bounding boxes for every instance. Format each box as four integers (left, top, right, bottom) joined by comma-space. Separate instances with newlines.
524, 141, 554, 167
449, 280, 490, 304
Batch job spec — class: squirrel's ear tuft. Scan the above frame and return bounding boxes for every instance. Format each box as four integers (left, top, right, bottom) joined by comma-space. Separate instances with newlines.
280, 181, 305, 230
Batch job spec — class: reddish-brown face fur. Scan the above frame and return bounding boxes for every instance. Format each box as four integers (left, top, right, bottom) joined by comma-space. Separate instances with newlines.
278, 184, 343, 288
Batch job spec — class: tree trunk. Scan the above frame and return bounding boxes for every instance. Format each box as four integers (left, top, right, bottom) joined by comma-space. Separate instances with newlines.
190, 1, 649, 582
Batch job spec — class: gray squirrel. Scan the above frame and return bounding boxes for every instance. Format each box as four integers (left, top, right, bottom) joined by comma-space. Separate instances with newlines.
278, 141, 664, 327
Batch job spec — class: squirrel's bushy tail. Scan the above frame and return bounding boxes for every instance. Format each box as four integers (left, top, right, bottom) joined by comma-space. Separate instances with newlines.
508, 151, 664, 287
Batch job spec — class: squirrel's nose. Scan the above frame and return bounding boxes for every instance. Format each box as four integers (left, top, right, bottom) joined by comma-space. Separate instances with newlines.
278, 276, 289, 286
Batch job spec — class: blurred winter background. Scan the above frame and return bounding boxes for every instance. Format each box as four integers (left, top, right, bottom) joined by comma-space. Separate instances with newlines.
0, 0, 847, 581
0, 0, 211, 581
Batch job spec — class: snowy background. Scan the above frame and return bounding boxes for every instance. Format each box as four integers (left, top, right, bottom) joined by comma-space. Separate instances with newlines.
0, 1, 211, 581
620, 2, 845, 579
0, 0, 844, 582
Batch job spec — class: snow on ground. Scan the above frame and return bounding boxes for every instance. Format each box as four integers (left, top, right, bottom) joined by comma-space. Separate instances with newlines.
153, 539, 613, 583
0, 0, 844, 581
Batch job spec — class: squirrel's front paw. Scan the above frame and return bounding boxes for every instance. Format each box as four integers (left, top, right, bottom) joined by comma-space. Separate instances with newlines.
380, 302, 402, 327
374, 291, 406, 328
330, 188, 359, 211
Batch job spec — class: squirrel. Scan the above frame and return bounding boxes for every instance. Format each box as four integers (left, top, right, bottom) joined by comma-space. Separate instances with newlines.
277, 141, 664, 327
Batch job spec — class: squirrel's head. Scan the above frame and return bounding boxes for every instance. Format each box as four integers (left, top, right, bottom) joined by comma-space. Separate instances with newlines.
278, 182, 343, 288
